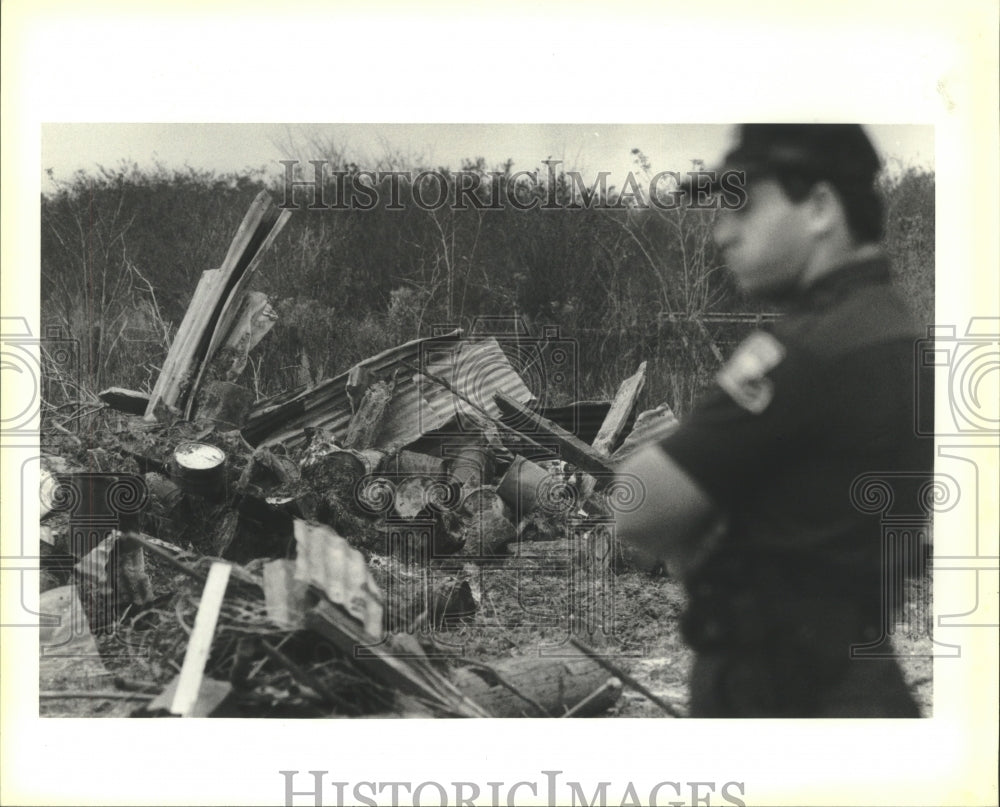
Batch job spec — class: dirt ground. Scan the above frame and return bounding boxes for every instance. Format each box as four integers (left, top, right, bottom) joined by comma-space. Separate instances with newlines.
39, 544, 933, 719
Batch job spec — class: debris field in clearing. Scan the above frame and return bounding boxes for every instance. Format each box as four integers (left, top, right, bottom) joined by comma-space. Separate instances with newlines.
38, 191, 932, 718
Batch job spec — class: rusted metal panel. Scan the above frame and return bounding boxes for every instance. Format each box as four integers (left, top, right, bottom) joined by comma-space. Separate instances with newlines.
293, 520, 384, 639
242, 331, 460, 445
417, 337, 535, 424
243, 334, 535, 450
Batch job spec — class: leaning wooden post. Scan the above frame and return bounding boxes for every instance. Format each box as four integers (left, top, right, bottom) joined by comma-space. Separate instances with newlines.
170, 561, 232, 717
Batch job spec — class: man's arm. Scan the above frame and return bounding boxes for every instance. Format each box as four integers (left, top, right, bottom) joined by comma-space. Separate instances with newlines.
615, 442, 721, 578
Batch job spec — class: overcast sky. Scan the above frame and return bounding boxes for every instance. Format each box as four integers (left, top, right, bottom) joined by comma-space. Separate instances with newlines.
41, 123, 933, 192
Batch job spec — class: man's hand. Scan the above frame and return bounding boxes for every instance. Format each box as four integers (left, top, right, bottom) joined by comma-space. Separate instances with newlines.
615, 443, 720, 578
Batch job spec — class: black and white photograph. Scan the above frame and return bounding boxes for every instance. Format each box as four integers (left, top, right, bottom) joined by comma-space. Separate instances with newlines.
3, 3, 998, 807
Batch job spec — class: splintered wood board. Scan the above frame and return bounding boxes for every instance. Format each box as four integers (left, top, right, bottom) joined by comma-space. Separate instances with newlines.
592, 361, 646, 457
170, 562, 232, 717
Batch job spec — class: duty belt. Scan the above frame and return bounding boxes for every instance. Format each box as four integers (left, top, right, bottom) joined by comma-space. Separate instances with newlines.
679, 549, 883, 654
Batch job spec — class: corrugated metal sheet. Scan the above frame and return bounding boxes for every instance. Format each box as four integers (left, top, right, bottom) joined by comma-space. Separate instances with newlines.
293, 520, 383, 638
243, 333, 535, 450
416, 337, 535, 424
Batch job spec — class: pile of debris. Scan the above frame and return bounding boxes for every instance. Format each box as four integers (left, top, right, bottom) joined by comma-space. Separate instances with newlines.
41, 192, 683, 718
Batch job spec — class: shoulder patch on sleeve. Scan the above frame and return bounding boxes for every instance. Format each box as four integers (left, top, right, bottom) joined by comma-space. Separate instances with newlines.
715, 331, 787, 414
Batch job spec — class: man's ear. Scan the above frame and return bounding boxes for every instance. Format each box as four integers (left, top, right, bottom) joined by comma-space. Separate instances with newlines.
804, 181, 848, 238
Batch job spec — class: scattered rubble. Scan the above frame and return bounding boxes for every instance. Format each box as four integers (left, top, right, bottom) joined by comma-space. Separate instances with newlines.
40, 191, 686, 718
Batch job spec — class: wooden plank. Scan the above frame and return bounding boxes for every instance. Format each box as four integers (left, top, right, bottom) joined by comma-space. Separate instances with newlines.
170, 561, 232, 717
145, 269, 224, 419
146, 191, 287, 421
569, 637, 684, 716
562, 678, 621, 717
162, 193, 274, 412
578, 362, 647, 504
304, 600, 491, 717
97, 386, 150, 416
202, 205, 289, 363
609, 403, 679, 464
591, 361, 646, 457
451, 652, 622, 717
494, 392, 615, 479
149, 675, 232, 717
184, 204, 291, 417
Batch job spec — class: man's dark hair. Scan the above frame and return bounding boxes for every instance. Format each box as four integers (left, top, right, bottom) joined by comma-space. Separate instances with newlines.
726, 124, 886, 244
771, 170, 885, 244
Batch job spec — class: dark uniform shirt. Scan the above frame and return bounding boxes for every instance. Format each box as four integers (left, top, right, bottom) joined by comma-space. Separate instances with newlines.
658, 254, 932, 716
662, 254, 930, 572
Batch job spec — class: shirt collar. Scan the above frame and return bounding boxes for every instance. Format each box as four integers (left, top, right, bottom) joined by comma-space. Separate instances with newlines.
792, 251, 893, 310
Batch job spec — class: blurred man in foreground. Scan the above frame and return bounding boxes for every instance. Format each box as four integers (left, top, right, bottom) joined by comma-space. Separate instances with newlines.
617, 124, 931, 717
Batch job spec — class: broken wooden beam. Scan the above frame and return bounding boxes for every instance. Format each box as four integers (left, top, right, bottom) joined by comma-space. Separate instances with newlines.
569, 636, 684, 717
147, 268, 219, 419
451, 650, 623, 717
592, 361, 646, 456
494, 392, 615, 481
578, 362, 648, 506
145, 191, 290, 421
183, 202, 292, 419
146, 675, 232, 718
98, 386, 150, 416
170, 561, 232, 717
609, 402, 680, 464
304, 599, 490, 717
